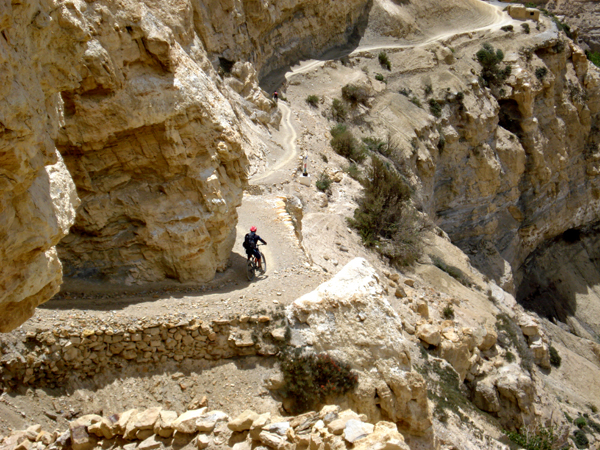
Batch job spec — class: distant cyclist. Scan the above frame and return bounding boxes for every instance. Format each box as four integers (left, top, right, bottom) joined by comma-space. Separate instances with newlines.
243, 226, 267, 270
273, 91, 278, 102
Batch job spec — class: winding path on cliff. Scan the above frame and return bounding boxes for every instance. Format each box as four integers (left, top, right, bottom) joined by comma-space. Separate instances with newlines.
39, 0, 514, 327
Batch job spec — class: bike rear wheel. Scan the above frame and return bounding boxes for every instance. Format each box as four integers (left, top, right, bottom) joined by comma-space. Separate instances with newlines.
246, 259, 256, 281
259, 252, 266, 274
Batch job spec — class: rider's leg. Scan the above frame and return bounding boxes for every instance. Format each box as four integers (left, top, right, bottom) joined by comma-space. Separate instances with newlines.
253, 249, 262, 270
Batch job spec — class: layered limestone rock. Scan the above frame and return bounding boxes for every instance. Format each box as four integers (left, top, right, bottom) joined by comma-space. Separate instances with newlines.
546, 0, 600, 52
52, 0, 252, 283
402, 34, 600, 292
288, 258, 434, 444
0, 1, 80, 332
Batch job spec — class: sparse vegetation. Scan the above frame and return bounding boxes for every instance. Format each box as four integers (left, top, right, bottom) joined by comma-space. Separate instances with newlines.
429, 98, 442, 118
331, 98, 348, 122
549, 345, 561, 367
574, 417, 587, 429
375, 73, 385, 82
378, 51, 391, 70
535, 67, 548, 81
348, 156, 421, 266
504, 426, 559, 450
476, 43, 512, 86
399, 88, 411, 97
431, 256, 472, 288
521, 23, 531, 34
330, 124, 365, 162
316, 172, 332, 192
424, 84, 433, 96
279, 349, 358, 413
306, 94, 320, 107
505, 351, 515, 363
343, 163, 361, 180
590, 404, 598, 414
501, 25, 514, 32
321, 153, 328, 163
341, 84, 370, 106
410, 97, 422, 108
442, 305, 455, 320
552, 16, 572, 39
586, 51, 600, 68
496, 313, 534, 372
573, 429, 589, 449
362, 136, 389, 156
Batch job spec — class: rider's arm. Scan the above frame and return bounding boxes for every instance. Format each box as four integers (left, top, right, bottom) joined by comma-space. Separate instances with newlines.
259, 237, 267, 245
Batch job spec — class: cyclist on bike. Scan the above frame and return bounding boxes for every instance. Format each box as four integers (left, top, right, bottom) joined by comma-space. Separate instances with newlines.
243, 226, 267, 270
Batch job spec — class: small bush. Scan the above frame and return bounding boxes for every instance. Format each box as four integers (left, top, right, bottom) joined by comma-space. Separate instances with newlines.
342, 84, 370, 106
549, 346, 561, 367
437, 134, 446, 152
378, 51, 391, 70
362, 137, 388, 155
586, 50, 600, 68
330, 124, 365, 162
348, 156, 421, 266
504, 426, 559, 450
521, 23, 531, 34
588, 419, 600, 433
306, 95, 320, 107
442, 305, 455, 320
343, 163, 361, 180
410, 97, 422, 108
432, 256, 472, 287
375, 73, 385, 82
505, 351, 515, 363
574, 429, 589, 449
279, 349, 358, 413
429, 99, 442, 118
321, 153, 328, 163
552, 17, 572, 39
476, 43, 512, 86
565, 413, 573, 423
535, 67, 548, 81
331, 98, 348, 122
424, 84, 433, 96
316, 172, 332, 192
399, 88, 411, 97
501, 25, 514, 32
574, 417, 587, 429
590, 404, 598, 414
456, 91, 465, 101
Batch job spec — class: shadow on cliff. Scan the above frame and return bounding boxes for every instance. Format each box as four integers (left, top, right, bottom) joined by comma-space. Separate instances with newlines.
258, 0, 373, 94
42, 252, 266, 312
515, 224, 600, 340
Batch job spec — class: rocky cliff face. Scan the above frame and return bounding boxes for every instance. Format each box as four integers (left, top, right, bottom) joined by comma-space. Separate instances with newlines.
0, 0, 80, 332
545, 0, 600, 52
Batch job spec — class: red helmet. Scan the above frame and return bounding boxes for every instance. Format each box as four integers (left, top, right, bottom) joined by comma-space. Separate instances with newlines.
250, 226, 257, 232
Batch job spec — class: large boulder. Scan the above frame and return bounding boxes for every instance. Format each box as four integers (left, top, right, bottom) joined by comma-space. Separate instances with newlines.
288, 258, 433, 442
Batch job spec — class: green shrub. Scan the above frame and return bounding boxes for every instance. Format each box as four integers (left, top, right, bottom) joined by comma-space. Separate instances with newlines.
316, 172, 332, 192
410, 97, 422, 108
586, 51, 600, 68
378, 51, 391, 70
574, 429, 589, 448
432, 256, 472, 287
399, 88, 411, 97
565, 413, 573, 423
321, 153, 328, 163
330, 124, 365, 162
341, 84, 370, 105
343, 163, 361, 180
348, 156, 421, 266
574, 417, 587, 429
456, 91, 465, 101
505, 351, 515, 363
429, 99, 442, 118
442, 305, 455, 320
504, 426, 559, 450
476, 43, 512, 86
590, 404, 598, 414
279, 349, 358, 414
362, 137, 388, 155
501, 25, 514, 32
552, 17, 572, 39
375, 73, 385, 82
588, 419, 600, 433
331, 98, 348, 122
549, 346, 561, 367
496, 313, 534, 372
535, 67, 548, 81
306, 95, 320, 107
424, 84, 433, 96
521, 23, 531, 34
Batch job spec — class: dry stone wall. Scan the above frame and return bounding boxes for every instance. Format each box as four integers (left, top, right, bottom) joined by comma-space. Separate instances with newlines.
0, 313, 288, 389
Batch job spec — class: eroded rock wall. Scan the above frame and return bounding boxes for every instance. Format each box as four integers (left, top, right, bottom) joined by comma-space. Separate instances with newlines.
0, 0, 80, 332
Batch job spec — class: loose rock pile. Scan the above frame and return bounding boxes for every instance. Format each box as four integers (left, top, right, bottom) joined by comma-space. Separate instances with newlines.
0, 314, 289, 388
0, 404, 411, 450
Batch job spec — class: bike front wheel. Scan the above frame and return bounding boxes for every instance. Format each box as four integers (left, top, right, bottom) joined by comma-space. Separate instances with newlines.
259, 252, 266, 274
246, 259, 256, 281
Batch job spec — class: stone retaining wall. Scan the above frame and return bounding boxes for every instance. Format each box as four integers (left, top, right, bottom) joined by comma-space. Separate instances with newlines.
0, 314, 289, 389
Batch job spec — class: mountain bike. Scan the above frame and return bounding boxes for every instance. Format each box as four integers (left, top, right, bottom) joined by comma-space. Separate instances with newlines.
247, 244, 266, 281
